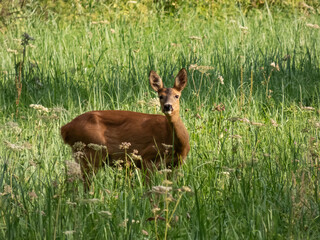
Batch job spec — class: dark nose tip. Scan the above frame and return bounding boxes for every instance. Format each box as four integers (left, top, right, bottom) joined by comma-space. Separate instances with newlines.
163, 104, 173, 112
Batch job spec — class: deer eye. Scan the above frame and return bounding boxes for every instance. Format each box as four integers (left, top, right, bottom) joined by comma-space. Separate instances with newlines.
175, 95, 179, 99
159, 95, 164, 100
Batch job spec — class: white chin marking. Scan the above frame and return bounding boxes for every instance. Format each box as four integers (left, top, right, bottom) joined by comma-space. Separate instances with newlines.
165, 111, 172, 115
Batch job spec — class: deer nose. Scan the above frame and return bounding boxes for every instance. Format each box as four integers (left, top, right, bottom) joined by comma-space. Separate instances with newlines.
163, 104, 173, 112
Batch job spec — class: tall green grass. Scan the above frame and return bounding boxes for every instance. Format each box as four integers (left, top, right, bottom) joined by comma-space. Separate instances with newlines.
1, 3, 320, 239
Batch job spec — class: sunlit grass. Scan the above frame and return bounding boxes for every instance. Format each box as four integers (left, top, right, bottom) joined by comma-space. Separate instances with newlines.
0, 5, 320, 240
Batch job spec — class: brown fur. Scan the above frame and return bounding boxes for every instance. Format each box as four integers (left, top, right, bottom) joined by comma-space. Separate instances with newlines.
61, 68, 190, 186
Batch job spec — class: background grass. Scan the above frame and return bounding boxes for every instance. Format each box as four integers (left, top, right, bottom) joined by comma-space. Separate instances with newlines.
1, 1, 320, 239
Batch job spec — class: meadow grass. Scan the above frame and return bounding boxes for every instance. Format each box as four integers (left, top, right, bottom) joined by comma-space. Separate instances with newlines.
0, 3, 320, 239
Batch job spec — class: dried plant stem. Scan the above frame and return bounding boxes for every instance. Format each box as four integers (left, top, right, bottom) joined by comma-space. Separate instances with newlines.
165, 194, 183, 239
197, 73, 204, 97
191, 70, 197, 93
250, 69, 253, 102
15, 61, 23, 116
266, 70, 273, 98
15, 33, 33, 117
240, 65, 244, 109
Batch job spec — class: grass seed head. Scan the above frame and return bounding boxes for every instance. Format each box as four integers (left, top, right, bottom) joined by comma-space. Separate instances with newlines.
306, 23, 320, 29
159, 169, 172, 174
250, 121, 265, 127
271, 119, 279, 127
230, 135, 242, 139
162, 143, 173, 150
314, 122, 320, 128
142, 229, 149, 236
189, 36, 202, 40
3, 185, 12, 195
301, 106, 315, 111
213, 103, 225, 112
99, 211, 112, 216
28, 191, 38, 199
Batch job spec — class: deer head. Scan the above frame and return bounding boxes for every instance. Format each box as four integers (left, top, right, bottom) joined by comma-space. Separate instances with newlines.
149, 68, 187, 117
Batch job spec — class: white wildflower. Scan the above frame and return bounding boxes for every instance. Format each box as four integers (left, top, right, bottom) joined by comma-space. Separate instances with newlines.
130, 152, 142, 161
65, 160, 82, 182
230, 135, 242, 139
51, 107, 67, 113
147, 98, 160, 108
178, 186, 192, 192
7, 48, 18, 55
29, 104, 49, 113
88, 143, 107, 151
239, 26, 248, 31
151, 207, 161, 213
301, 106, 315, 111
119, 219, 128, 227
270, 62, 280, 71
3, 185, 12, 194
159, 169, 172, 174
73, 151, 85, 161
6, 122, 22, 134
162, 180, 173, 185
218, 75, 224, 84
99, 211, 112, 216
152, 185, 172, 194
80, 198, 100, 203
66, 201, 77, 206
72, 141, 86, 151
188, 64, 214, 73
64, 230, 76, 235
4, 141, 31, 151
119, 142, 131, 150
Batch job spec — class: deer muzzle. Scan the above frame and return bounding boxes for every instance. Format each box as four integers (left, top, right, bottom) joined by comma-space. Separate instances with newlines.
163, 104, 173, 114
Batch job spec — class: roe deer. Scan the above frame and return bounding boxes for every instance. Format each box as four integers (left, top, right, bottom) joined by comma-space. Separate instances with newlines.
61, 68, 190, 186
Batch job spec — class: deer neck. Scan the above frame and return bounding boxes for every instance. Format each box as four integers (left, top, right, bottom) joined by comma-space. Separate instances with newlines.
165, 113, 190, 158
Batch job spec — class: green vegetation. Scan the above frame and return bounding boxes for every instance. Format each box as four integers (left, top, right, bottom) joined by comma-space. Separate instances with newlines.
1, 1, 320, 239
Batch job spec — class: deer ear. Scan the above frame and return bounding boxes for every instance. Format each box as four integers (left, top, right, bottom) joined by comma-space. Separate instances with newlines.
174, 68, 187, 92
149, 70, 163, 92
